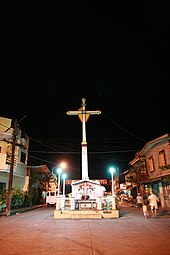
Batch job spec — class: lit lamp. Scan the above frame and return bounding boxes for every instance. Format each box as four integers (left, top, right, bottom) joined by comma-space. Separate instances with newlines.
57, 168, 62, 196
52, 161, 67, 175
109, 167, 116, 210
62, 173, 67, 196
60, 162, 67, 169
109, 167, 115, 196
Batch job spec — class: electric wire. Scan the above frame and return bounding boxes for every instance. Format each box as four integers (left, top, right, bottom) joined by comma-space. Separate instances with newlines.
102, 112, 148, 143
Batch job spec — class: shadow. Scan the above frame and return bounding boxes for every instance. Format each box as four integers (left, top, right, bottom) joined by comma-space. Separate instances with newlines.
118, 210, 131, 217
158, 210, 170, 217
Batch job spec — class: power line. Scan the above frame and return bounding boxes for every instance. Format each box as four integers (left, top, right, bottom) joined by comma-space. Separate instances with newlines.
28, 149, 138, 154
28, 155, 57, 165
102, 112, 147, 143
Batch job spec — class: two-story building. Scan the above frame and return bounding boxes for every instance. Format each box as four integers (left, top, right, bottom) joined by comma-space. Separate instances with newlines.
127, 133, 170, 208
0, 117, 29, 192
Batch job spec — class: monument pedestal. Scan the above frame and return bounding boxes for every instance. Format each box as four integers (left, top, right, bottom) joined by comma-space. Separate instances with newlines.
54, 207, 119, 219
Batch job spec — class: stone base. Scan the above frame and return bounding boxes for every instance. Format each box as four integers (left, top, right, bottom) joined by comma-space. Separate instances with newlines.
54, 209, 119, 219
102, 209, 119, 219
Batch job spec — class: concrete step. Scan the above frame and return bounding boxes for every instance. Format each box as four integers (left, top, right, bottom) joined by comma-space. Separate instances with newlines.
71, 213, 102, 219
54, 209, 119, 219
60, 209, 103, 218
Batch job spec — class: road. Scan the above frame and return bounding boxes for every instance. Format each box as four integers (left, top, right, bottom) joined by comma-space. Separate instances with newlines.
0, 204, 170, 255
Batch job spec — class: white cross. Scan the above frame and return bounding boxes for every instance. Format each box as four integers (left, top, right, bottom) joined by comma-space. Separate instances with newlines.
67, 98, 101, 180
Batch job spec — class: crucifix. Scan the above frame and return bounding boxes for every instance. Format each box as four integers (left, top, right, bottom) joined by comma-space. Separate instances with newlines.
67, 98, 101, 180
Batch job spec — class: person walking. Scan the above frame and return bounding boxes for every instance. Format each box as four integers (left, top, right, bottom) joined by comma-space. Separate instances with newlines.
142, 202, 149, 218
136, 193, 143, 209
148, 190, 159, 218
141, 190, 148, 204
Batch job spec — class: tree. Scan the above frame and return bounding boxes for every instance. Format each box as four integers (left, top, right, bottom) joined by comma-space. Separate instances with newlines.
28, 169, 51, 206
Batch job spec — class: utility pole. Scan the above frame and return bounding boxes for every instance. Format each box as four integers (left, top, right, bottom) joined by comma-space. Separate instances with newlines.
6, 119, 17, 216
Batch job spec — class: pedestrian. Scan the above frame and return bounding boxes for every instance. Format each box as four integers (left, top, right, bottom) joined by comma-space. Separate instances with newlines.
142, 202, 149, 218
141, 190, 148, 204
136, 193, 143, 209
148, 190, 159, 218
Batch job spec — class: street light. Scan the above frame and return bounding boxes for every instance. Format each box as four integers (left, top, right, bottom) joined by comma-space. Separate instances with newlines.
57, 168, 62, 196
60, 162, 67, 169
109, 167, 115, 196
62, 173, 67, 196
52, 161, 67, 175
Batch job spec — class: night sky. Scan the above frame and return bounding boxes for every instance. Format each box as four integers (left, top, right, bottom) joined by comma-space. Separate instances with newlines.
1, 2, 169, 182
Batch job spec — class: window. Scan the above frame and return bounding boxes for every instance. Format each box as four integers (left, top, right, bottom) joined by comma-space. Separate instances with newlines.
148, 156, 154, 172
159, 150, 166, 167
0, 182, 6, 191
20, 151, 26, 164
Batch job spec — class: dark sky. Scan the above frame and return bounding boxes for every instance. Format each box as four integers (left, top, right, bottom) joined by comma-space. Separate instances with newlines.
1, 2, 169, 182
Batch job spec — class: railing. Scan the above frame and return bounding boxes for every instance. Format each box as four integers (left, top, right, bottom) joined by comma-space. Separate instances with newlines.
57, 196, 116, 211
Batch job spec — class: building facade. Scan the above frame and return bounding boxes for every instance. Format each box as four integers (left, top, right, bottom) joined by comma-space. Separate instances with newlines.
0, 117, 29, 192
127, 134, 170, 208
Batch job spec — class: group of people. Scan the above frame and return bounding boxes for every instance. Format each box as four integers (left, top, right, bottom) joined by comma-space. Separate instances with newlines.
136, 190, 159, 218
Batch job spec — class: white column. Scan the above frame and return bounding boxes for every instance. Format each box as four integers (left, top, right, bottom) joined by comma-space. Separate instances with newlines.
96, 197, 102, 210
70, 197, 75, 210
82, 143, 88, 179
62, 173, 67, 197
67, 98, 101, 180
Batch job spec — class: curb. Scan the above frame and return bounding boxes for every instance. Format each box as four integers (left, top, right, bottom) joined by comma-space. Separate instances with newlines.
0, 204, 46, 217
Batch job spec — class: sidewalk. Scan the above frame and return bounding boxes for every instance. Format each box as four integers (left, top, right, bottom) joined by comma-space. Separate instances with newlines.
0, 204, 46, 217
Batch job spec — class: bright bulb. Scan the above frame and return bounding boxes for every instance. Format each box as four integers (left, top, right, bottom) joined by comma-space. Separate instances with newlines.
62, 173, 67, 179
60, 162, 67, 169
109, 167, 115, 174
57, 168, 62, 174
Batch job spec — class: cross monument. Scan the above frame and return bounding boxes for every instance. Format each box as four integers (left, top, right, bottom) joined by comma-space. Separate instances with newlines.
67, 98, 101, 180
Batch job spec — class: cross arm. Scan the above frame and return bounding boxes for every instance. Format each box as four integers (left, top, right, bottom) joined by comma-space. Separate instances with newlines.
67, 111, 82, 115
85, 110, 101, 115
67, 110, 101, 116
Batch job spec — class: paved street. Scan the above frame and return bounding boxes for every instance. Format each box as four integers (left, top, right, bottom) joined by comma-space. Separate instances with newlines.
0, 204, 170, 255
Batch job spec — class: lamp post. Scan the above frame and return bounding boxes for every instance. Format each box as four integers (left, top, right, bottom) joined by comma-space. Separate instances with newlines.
53, 162, 67, 211
109, 167, 116, 210
51, 161, 67, 191
57, 168, 62, 196
62, 173, 67, 196
51, 167, 56, 175
109, 167, 115, 196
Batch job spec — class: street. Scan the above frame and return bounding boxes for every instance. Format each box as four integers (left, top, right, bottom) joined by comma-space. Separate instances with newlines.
0, 204, 170, 255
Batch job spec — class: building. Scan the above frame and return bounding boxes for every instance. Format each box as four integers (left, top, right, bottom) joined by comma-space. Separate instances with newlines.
0, 117, 29, 192
126, 133, 170, 208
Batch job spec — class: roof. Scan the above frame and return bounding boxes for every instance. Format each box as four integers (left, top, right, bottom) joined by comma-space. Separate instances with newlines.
28, 165, 50, 173
130, 133, 170, 165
